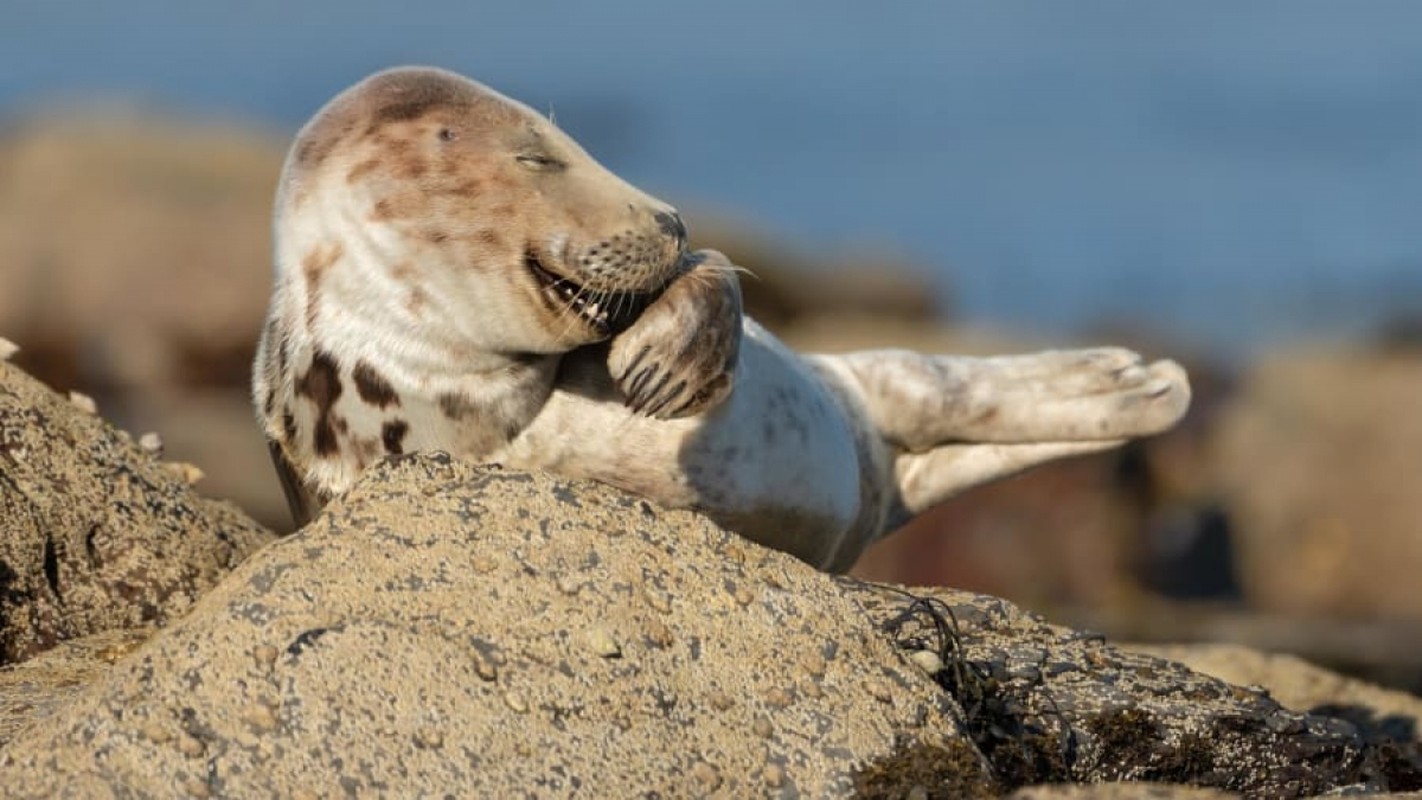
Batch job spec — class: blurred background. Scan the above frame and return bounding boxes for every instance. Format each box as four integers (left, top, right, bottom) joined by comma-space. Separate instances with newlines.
3, 2, 1420, 688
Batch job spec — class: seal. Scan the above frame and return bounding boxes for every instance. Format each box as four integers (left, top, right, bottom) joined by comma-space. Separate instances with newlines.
253, 66, 1191, 571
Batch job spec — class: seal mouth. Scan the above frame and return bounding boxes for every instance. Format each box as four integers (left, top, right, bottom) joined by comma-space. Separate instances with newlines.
525, 249, 658, 336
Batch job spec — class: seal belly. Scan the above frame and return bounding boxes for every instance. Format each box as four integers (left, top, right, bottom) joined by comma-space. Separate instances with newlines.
678, 323, 863, 566
502, 321, 864, 569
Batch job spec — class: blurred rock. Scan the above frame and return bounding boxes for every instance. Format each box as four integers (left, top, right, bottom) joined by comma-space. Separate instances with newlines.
0, 110, 279, 393
1215, 349, 1422, 619
687, 211, 943, 330
1133, 643, 1422, 737
0, 110, 293, 526
1373, 311, 1422, 352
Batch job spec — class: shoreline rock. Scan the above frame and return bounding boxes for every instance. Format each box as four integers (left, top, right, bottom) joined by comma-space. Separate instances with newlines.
0, 360, 273, 664
1, 359, 1418, 796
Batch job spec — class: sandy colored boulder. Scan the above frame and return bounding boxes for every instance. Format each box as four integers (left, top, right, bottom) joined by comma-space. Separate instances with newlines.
4, 455, 1418, 797
848, 581, 1415, 796
0, 627, 149, 747
0, 456, 982, 798
0, 359, 274, 663
1216, 349, 1422, 619
1136, 643, 1422, 742
0, 113, 279, 392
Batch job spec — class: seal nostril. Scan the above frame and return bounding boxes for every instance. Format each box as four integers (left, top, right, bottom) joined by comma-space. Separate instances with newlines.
653, 211, 687, 245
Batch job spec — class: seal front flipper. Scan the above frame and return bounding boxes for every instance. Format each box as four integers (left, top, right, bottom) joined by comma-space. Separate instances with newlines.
608, 249, 743, 419
267, 439, 320, 529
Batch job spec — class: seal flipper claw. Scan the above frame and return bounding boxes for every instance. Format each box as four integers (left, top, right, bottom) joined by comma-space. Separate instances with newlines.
608, 249, 743, 419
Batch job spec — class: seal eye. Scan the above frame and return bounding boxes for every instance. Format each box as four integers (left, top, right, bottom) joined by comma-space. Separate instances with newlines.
437, 128, 459, 142
516, 154, 565, 172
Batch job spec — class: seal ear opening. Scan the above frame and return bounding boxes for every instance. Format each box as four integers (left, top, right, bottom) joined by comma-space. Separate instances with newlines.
268, 439, 319, 529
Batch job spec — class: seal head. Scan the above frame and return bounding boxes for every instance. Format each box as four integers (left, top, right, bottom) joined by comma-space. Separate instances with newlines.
255, 66, 696, 521
280, 66, 688, 355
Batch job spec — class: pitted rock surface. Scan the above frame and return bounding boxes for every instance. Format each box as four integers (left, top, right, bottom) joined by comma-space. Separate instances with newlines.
0, 360, 274, 664
0, 445, 1417, 795
0, 627, 150, 747
848, 583, 1421, 796
0, 455, 980, 798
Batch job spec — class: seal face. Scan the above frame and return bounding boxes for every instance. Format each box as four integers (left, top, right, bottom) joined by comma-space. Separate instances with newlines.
286, 66, 687, 351
254, 66, 1192, 571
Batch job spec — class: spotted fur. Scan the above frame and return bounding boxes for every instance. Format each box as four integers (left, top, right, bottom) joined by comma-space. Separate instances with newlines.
253, 66, 1191, 571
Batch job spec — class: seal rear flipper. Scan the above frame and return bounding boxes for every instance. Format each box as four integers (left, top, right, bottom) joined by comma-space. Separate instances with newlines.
267, 439, 320, 529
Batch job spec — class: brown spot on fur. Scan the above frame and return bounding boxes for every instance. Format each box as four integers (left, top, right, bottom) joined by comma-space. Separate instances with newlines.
303, 243, 344, 278
475, 229, 503, 248
381, 419, 409, 455
302, 243, 344, 328
394, 155, 428, 180
371, 132, 415, 157
421, 229, 449, 244
361, 69, 485, 126
352, 436, 382, 469
489, 203, 516, 218
971, 405, 1000, 425
275, 322, 291, 374
346, 157, 382, 184
370, 192, 423, 222
372, 99, 458, 125
263, 388, 276, 417
294, 134, 335, 170
406, 288, 431, 316
281, 407, 297, 443
444, 179, 482, 198
353, 360, 400, 409
295, 350, 343, 457
438, 392, 477, 420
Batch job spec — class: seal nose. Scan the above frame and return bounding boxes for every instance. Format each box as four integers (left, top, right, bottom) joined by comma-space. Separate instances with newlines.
653, 210, 687, 248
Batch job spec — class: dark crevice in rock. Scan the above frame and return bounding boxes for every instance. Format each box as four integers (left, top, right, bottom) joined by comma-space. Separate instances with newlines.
41, 536, 60, 600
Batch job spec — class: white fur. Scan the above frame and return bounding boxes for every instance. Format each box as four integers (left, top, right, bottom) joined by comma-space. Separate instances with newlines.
254, 66, 1192, 572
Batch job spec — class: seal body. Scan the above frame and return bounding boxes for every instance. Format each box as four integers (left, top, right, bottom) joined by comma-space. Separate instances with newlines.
254, 67, 1191, 571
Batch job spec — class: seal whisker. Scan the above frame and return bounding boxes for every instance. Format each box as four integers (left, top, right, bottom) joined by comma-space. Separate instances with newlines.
552, 281, 592, 345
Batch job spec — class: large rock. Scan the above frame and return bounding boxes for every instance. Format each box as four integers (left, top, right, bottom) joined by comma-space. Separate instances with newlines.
1134, 643, 1422, 741
0, 357, 274, 664
1215, 349, 1422, 619
2, 455, 1417, 797
0, 114, 293, 530
0, 456, 981, 797
0, 113, 279, 393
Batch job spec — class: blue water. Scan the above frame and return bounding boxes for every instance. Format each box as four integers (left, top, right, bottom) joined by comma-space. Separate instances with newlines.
6, 1, 1422, 354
